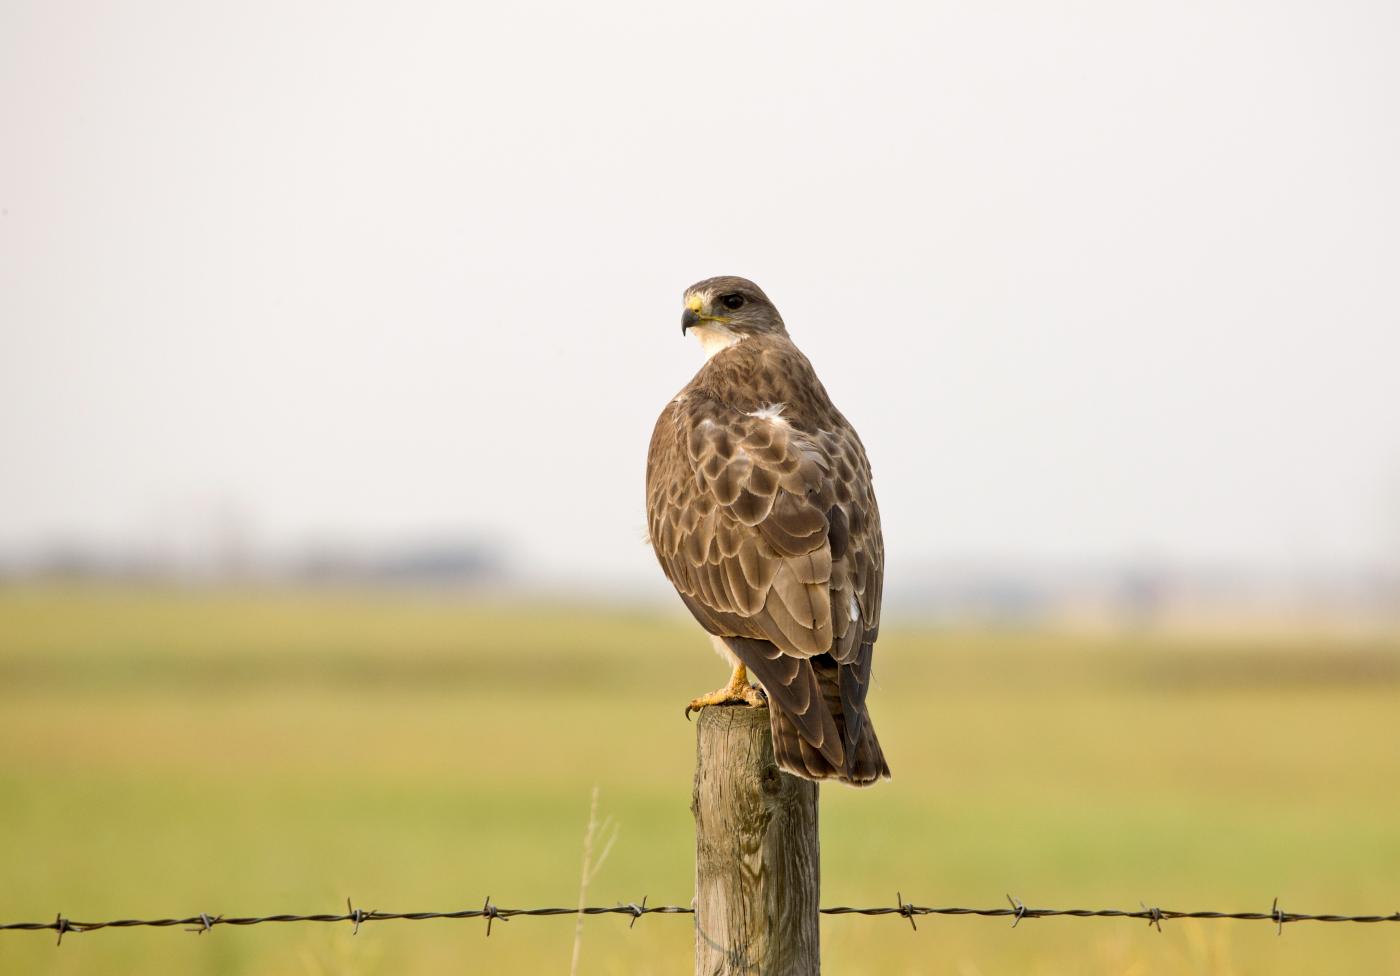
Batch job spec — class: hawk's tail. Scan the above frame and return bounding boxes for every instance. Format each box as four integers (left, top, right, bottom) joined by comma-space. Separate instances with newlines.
721, 635, 890, 787
770, 660, 890, 787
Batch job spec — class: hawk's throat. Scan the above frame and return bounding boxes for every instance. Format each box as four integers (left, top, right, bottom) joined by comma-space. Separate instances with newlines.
691, 323, 744, 361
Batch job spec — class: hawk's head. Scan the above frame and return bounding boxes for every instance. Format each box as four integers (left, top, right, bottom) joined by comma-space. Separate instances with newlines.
681, 276, 786, 358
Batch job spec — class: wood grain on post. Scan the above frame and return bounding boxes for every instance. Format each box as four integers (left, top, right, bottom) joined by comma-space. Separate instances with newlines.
692, 705, 820, 975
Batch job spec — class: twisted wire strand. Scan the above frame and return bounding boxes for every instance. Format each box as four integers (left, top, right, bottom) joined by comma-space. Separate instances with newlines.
5, 896, 1399, 944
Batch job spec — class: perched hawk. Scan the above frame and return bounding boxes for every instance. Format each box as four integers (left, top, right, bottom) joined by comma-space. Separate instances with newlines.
646, 276, 890, 786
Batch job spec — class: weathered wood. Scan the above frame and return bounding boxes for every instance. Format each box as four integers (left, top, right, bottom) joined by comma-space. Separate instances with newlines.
692, 705, 820, 975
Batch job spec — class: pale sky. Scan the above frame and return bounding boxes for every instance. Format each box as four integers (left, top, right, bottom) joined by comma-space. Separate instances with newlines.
2, 1, 1398, 590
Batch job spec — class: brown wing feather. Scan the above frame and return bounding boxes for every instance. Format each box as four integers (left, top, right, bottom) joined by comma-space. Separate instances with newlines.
647, 335, 888, 784
650, 394, 837, 651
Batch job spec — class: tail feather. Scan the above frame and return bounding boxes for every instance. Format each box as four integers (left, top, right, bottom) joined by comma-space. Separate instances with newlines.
771, 655, 890, 787
772, 693, 889, 786
722, 634, 890, 787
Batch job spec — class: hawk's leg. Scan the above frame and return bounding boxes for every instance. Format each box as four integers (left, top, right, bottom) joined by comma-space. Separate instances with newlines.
684, 663, 767, 720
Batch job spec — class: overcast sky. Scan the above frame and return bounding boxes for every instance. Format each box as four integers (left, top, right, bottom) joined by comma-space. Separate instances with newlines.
2, 1, 1397, 590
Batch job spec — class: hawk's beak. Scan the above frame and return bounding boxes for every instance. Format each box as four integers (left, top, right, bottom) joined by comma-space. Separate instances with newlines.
682, 294, 705, 334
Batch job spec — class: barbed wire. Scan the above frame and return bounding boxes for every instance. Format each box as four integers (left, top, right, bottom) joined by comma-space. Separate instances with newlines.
4, 895, 1398, 944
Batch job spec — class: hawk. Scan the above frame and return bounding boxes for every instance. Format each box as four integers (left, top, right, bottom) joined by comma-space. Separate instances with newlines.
646, 276, 890, 786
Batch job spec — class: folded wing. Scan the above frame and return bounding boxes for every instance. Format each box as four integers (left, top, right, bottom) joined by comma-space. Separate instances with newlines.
647, 393, 884, 776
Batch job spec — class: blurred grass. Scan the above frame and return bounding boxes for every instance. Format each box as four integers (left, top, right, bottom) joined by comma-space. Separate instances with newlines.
1, 585, 1398, 975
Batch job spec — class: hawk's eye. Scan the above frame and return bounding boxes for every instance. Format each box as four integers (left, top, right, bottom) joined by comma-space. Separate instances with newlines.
720, 293, 745, 310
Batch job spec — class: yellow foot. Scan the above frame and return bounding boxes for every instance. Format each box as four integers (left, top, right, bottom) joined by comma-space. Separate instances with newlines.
684, 671, 767, 720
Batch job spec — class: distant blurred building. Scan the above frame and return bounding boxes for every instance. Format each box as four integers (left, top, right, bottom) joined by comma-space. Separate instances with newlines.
290, 540, 507, 585
0, 537, 509, 588
888, 561, 1400, 634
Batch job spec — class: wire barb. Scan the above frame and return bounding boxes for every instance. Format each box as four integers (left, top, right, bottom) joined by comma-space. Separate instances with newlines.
1007, 894, 1028, 928
186, 913, 220, 935
896, 891, 918, 931
482, 896, 506, 936
625, 896, 647, 929
346, 898, 371, 935
1141, 902, 1163, 933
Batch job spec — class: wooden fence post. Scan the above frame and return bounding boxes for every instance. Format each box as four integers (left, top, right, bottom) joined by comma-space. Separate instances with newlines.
692, 704, 820, 975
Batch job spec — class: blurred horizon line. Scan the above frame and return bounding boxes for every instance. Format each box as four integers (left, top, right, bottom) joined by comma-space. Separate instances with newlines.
2, 531, 1396, 637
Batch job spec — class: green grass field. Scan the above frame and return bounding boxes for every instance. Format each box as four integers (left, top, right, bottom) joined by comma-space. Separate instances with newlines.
1, 587, 1398, 974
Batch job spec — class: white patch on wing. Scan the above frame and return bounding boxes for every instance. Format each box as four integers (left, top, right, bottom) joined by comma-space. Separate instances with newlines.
692, 323, 744, 360
747, 402, 788, 424
849, 594, 859, 621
